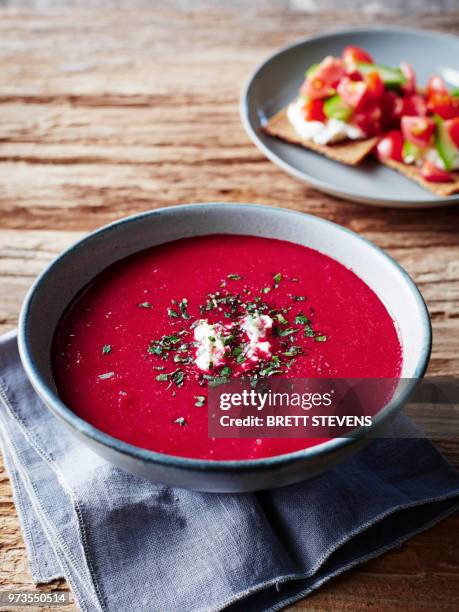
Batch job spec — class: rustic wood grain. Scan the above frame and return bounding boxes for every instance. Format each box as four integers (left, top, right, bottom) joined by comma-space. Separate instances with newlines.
0, 2, 458, 611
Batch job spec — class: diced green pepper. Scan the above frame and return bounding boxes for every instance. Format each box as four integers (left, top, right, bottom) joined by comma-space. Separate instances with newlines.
434, 115, 457, 171
305, 63, 320, 78
402, 141, 424, 164
323, 94, 353, 121
356, 62, 406, 87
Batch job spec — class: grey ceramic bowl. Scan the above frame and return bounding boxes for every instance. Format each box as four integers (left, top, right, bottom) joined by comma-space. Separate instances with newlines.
241, 27, 459, 208
18, 203, 431, 492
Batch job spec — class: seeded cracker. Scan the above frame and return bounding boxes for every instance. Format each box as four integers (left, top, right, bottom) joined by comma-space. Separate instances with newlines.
382, 158, 459, 197
263, 107, 378, 166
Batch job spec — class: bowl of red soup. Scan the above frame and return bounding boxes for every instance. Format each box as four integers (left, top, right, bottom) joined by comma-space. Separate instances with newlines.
18, 203, 431, 491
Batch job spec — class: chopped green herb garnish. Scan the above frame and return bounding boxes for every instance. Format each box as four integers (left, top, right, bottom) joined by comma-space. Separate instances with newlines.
137, 301, 152, 308
171, 369, 185, 386
168, 308, 179, 318
273, 272, 282, 287
208, 336, 216, 343
220, 366, 232, 378
174, 417, 186, 426
194, 395, 206, 407
276, 313, 288, 325
294, 296, 306, 302
173, 354, 192, 364
227, 274, 241, 280
156, 373, 169, 381
276, 327, 299, 337
102, 344, 112, 355
315, 335, 327, 342
304, 325, 315, 338
165, 334, 181, 344
98, 371, 114, 380
148, 345, 164, 355
295, 313, 310, 325
179, 298, 190, 319
283, 346, 302, 357
203, 374, 229, 386
261, 287, 271, 294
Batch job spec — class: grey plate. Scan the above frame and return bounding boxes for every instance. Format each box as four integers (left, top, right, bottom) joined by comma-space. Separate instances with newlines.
240, 27, 459, 208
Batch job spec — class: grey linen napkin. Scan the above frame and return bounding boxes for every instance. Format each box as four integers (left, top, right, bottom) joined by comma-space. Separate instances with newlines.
1, 330, 458, 612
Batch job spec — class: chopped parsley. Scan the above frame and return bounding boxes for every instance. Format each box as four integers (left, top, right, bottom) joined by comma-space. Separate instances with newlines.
145, 269, 326, 394
283, 346, 302, 357
295, 313, 310, 325
179, 298, 190, 319
194, 395, 206, 407
102, 344, 112, 355
137, 301, 153, 309
173, 417, 187, 426
275, 327, 298, 337
171, 369, 185, 387
98, 371, 114, 380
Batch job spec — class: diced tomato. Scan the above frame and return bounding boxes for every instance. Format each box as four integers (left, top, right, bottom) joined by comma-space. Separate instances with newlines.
446, 117, 459, 148
352, 100, 383, 136
427, 75, 449, 98
420, 160, 453, 183
344, 66, 363, 80
380, 90, 404, 128
302, 98, 326, 121
428, 92, 459, 120
401, 116, 435, 148
365, 71, 384, 100
376, 130, 403, 162
302, 56, 345, 99
337, 76, 368, 109
400, 62, 416, 94
342, 46, 373, 65
402, 93, 428, 117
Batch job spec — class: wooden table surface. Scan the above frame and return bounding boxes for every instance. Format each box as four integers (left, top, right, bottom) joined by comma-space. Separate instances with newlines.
0, 1, 458, 610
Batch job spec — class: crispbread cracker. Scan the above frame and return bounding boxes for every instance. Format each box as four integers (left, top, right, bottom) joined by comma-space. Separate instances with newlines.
382, 158, 459, 197
263, 107, 378, 166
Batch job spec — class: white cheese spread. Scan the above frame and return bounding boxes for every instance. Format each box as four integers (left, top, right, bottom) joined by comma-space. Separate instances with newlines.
240, 313, 273, 362
193, 320, 228, 371
287, 98, 364, 145
193, 313, 274, 372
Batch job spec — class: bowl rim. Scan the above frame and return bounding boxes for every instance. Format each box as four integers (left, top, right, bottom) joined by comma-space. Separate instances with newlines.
18, 202, 432, 473
239, 25, 459, 207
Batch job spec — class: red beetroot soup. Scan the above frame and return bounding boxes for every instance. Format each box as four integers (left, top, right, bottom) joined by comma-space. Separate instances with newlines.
52, 235, 402, 460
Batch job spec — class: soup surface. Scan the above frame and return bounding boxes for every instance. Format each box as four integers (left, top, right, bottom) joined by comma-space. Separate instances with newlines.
52, 234, 402, 460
